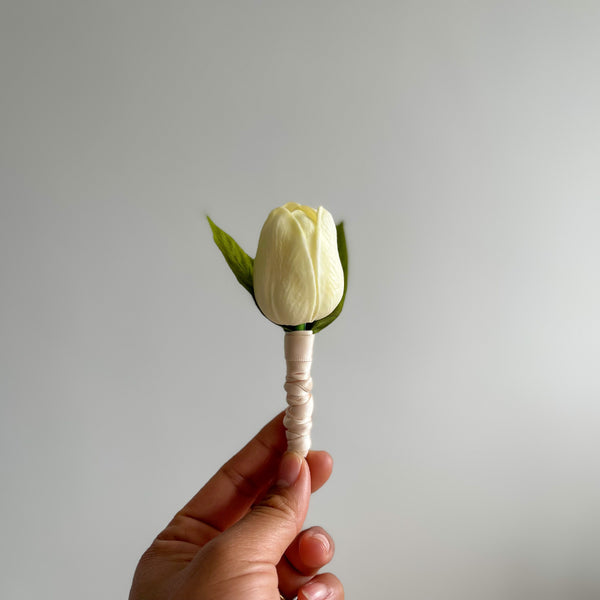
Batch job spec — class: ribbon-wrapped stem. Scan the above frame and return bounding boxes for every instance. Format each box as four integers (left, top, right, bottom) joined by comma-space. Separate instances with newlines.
283, 330, 314, 456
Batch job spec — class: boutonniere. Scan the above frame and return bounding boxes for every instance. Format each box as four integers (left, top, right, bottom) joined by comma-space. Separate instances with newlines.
208, 203, 348, 455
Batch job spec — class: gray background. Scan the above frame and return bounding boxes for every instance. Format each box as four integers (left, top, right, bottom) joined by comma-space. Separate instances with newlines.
1, 2, 600, 599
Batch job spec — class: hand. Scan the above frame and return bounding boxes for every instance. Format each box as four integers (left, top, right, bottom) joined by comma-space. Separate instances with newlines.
129, 412, 344, 600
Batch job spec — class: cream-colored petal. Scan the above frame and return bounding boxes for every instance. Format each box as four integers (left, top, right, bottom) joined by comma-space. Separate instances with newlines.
282, 202, 318, 223
292, 209, 316, 241
292, 211, 318, 300
313, 207, 344, 321
253, 207, 317, 326
297, 204, 318, 223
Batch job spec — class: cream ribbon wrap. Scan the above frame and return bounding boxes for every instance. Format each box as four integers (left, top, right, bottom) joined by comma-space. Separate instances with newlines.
283, 330, 314, 457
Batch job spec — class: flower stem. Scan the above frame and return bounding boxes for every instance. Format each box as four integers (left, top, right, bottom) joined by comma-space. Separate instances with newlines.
283, 323, 307, 332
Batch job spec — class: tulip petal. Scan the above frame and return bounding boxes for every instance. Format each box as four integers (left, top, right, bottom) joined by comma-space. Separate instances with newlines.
313, 207, 344, 321
292, 209, 316, 240
311, 221, 347, 333
253, 207, 317, 326
292, 209, 317, 273
283, 202, 318, 224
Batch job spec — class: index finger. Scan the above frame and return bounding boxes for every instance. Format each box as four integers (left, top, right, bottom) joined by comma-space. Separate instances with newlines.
177, 413, 332, 535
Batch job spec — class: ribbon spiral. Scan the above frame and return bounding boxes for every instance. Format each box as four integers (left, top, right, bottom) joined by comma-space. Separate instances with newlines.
283, 331, 314, 456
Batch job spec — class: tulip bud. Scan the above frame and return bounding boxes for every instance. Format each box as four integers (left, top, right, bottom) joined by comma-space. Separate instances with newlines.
253, 203, 344, 326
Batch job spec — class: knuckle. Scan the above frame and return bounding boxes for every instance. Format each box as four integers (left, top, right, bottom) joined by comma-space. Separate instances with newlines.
255, 490, 297, 522
220, 463, 262, 499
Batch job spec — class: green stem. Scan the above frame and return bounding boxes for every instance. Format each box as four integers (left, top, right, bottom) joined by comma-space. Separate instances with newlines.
283, 323, 308, 332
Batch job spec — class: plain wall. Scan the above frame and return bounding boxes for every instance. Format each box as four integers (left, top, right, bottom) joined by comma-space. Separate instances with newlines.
1, 2, 600, 599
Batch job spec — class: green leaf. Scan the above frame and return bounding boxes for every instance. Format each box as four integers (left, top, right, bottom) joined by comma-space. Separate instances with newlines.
309, 221, 348, 334
207, 216, 255, 297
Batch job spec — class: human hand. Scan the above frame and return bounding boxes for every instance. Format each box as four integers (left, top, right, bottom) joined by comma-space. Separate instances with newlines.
129, 412, 343, 600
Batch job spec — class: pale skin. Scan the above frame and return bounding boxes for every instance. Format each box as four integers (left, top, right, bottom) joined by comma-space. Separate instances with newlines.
129, 413, 344, 600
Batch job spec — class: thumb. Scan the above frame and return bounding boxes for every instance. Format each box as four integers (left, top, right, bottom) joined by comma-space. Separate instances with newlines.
221, 452, 311, 565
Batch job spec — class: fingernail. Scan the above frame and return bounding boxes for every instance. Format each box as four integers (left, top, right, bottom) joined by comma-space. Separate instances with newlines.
277, 452, 303, 488
301, 581, 331, 600
310, 532, 331, 553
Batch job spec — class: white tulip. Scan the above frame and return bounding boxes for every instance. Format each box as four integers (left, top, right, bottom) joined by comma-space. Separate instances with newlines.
253, 203, 344, 326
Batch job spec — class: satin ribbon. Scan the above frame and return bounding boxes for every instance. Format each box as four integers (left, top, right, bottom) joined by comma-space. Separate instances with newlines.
283, 331, 314, 456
